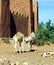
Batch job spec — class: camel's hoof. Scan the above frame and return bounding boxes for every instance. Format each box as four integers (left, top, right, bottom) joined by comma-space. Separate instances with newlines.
14, 51, 18, 54
19, 51, 25, 54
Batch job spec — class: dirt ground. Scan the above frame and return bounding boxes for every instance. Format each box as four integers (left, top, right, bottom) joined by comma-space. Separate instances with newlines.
0, 38, 54, 65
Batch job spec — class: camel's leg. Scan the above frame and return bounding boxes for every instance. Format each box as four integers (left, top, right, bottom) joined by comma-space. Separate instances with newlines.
14, 43, 17, 53
19, 39, 24, 53
27, 41, 32, 51
14, 39, 18, 53
19, 46, 21, 53
21, 41, 24, 53
30, 42, 32, 51
18, 41, 21, 53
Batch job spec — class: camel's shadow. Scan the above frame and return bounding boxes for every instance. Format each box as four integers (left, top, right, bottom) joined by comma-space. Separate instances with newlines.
16, 49, 37, 54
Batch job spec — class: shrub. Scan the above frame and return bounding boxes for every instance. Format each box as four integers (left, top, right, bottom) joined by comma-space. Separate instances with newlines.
2, 38, 10, 44
35, 20, 54, 46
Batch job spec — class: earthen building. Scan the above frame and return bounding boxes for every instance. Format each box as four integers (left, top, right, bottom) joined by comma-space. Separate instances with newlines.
0, 0, 38, 37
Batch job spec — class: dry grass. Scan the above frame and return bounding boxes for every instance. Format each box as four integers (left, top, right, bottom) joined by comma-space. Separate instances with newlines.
0, 38, 54, 65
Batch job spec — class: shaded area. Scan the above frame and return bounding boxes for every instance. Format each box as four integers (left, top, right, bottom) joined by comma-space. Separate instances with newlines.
10, 11, 17, 37
31, 12, 34, 32
17, 49, 36, 53
10, 11, 29, 37
11, 12, 28, 36
1, 0, 10, 37
30, 0, 34, 32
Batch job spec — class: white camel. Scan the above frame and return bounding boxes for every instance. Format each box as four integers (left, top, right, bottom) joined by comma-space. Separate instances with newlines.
13, 32, 25, 53
24, 32, 35, 51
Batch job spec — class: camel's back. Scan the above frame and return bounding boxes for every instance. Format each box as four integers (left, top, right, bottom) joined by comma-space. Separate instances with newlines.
13, 32, 24, 40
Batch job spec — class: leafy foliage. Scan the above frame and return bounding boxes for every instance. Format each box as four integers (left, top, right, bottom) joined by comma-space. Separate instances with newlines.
2, 38, 10, 44
35, 20, 54, 46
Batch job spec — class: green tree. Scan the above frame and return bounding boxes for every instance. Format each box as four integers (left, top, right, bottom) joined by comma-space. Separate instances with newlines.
46, 19, 51, 31
35, 20, 54, 46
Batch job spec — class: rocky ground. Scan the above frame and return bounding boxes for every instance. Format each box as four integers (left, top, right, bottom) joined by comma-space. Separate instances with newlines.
0, 38, 54, 65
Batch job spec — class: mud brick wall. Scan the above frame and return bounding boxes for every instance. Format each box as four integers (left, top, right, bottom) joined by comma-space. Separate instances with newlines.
0, 0, 38, 37
10, 0, 32, 35
0, 0, 2, 36
0, 0, 1, 23
10, 0, 31, 16
10, 11, 28, 37
33, 1, 38, 31
0, 0, 10, 37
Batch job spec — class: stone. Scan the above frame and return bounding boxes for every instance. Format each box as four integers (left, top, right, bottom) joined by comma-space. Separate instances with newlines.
22, 62, 28, 65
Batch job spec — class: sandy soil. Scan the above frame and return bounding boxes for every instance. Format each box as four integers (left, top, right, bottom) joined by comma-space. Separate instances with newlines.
0, 38, 54, 65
